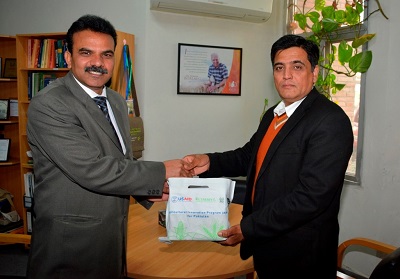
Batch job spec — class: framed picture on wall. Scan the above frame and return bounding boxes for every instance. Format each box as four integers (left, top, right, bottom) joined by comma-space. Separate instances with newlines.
0, 138, 10, 162
178, 43, 242, 96
3, 58, 17, 78
0, 99, 10, 120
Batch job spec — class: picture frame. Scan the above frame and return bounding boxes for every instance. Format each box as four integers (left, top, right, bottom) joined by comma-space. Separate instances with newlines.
0, 138, 10, 162
0, 99, 10, 120
178, 43, 242, 96
3, 58, 17, 78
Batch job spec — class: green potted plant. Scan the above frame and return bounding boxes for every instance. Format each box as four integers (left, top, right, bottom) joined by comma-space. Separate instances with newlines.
290, 0, 388, 98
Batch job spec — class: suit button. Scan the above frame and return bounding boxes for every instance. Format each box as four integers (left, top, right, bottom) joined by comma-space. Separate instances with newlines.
147, 190, 152, 195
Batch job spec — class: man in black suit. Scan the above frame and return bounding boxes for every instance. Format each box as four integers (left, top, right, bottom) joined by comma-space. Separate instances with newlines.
184, 34, 353, 278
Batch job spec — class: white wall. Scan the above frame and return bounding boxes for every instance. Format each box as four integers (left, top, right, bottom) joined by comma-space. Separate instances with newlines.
1, 0, 399, 276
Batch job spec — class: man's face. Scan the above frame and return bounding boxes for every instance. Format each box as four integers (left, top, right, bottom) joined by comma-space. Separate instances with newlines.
212, 56, 219, 67
65, 30, 115, 94
273, 47, 318, 106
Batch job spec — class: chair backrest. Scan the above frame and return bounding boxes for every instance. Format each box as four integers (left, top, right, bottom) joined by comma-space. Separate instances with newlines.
370, 247, 400, 279
337, 237, 398, 279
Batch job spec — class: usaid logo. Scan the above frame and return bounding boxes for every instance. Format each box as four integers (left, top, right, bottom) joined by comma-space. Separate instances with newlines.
171, 196, 192, 203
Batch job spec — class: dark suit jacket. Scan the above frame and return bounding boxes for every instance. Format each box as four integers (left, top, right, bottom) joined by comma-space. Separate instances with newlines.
26, 72, 166, 279
203, 89, 353, 278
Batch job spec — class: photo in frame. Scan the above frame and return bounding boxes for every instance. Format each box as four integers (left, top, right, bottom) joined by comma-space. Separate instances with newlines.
0, 139, 10, 162
0, 99, 10, 120
3, 58, 17, 78
178, 43, 242, 96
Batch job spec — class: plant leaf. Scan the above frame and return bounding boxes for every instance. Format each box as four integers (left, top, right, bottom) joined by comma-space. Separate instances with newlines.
335, 83, 346, 91
322, 18, 340, 33
311, 21, 322, 34
321, 6, 335, 19
307, 11, 320, 23
349, 51, 372, 73
355, 2, 364, 14
345, 5, 361, 25
352, 34, 376, 48
338, 41, 353, 64
334, 10, 346, 23
315, 0, 326, 11
294, 13, 307, 30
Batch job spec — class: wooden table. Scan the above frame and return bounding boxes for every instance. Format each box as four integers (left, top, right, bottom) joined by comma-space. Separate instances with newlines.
126, 202, 254, 279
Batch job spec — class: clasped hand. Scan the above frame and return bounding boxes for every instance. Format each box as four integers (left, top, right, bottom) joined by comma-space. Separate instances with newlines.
217, 224, 244, 247
148, 159, 194, 202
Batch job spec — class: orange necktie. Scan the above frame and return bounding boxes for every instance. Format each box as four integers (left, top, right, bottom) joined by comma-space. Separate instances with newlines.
251, 113, 288, 203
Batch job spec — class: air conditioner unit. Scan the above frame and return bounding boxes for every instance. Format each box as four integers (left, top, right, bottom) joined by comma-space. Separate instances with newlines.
150, 0, 273, 23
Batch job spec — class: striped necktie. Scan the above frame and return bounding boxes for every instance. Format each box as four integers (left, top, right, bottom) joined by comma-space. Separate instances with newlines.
93, 96, 119, 140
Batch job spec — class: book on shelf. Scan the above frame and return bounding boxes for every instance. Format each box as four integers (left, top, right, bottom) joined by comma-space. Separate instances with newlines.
23, 172, 35, 198
37, 39, 43, 68
32, 38, 41, 69
9, 99, 18, 117
40, 39, 48, 68
48, 38, 57, 68
62, 39, 68, 68
27, 211, 32, 233
27, 39, 32, 68
56, 39, 66, 68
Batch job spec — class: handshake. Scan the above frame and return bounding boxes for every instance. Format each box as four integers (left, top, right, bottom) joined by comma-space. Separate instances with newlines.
148, 154, 210, 202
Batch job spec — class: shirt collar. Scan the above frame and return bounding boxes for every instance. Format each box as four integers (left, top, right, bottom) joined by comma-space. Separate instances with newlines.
274, 96, 307, 118
72, 74, 107, 98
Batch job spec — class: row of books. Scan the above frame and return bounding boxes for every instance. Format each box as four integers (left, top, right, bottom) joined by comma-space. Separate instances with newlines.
27, 38, 67, 69
28, 72, 57, 100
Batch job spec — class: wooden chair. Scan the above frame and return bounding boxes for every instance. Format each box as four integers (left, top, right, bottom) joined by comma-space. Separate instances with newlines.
337, 237, 400, 279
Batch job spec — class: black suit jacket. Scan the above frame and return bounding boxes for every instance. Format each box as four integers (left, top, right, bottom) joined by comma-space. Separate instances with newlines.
203, 89, 353, 278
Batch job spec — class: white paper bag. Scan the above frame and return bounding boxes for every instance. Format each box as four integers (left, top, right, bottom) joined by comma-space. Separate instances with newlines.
159, 177, 235, 243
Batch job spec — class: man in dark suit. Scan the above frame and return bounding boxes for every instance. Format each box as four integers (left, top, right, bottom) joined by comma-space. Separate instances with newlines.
184, 35, 354, 278
26, 15, 190, 279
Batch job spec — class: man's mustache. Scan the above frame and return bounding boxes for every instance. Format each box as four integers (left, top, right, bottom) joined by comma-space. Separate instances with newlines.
85, 66, 108, 74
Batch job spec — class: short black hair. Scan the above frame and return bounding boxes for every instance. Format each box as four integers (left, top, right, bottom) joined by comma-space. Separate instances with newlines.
66, 14, 117, 54
270, 34, 320, 71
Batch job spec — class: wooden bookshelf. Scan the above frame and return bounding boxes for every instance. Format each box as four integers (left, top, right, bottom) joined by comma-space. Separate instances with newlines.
15, 31, 134, 235
0, 35, 22, 235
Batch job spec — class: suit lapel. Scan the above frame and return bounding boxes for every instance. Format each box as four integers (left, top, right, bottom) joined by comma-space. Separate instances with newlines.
64, 72, 123, 151
254, 89, 319, 182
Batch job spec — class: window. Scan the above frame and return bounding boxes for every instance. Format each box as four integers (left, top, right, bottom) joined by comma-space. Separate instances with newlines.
287, 0, 367, 183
